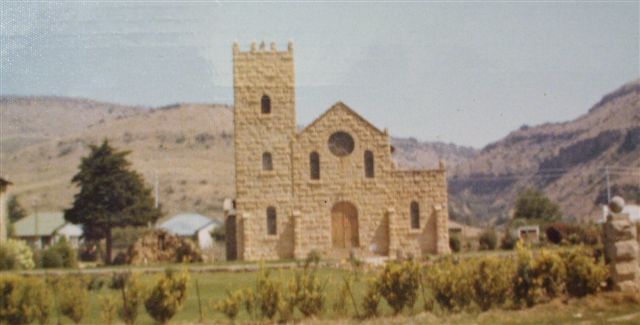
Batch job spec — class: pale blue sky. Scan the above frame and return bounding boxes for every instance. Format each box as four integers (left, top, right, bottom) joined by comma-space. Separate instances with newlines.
1, 2, 638, 147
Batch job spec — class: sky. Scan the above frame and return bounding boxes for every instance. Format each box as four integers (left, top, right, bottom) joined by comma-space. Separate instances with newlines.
1, 1, 638, 148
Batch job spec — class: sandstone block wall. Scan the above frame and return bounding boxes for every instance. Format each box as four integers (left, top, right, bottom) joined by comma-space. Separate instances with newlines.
232, 43, 449, 261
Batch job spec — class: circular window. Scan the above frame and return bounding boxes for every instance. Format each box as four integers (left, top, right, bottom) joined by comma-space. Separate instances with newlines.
328, 131, 355, 157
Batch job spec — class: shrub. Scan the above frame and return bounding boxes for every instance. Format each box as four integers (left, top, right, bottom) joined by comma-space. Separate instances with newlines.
449, 235, 461, 253
110, 272, 131, 290
533, 249, 566, 299
99, 294, 118, 325
376, 261, 421, 315
213, 290, 243, 321
361, 278, 381, 318
144, 269, 189, 324
40, 249, 64, 269
86, 275, 107, 291
501, 230, 518, 250
425, 258, 474, 311
254, 267, 280, 319
479, 229, 498, 250
118, 273, 146, 325
562, 247, 608, 297
52, 238, 78, 268
471, 256, 514, 310
56, 277, 88, 324
0, 239, 35, 270
294, 270, 326, 317
0, 276, 52, 325
512, 242, 538, 307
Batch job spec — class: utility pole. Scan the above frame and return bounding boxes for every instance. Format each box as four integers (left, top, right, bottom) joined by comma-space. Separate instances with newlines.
154, 169, 159, 209
605, 166, 611, 204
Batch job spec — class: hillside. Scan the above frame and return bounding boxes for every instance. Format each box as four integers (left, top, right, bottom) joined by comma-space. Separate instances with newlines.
449, 80, 640, 225
1, 97, 470, 220
2, 80, 637, 225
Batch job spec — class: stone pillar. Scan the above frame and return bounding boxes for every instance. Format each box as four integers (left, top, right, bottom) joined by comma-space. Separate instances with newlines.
387, 208, 401, 259
603, 197, 639, 292
292, 210, 305, 259
434, 204, 451, 255
239, 213, 252, 260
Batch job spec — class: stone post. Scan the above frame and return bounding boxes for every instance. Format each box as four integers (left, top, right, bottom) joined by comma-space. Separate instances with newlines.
603, 197, 639, 292
387, 208, 401, 259
434, 204, 451, 255
292, 210, 304, 259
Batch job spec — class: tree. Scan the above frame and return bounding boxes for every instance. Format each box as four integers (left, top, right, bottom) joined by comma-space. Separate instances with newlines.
514, 188, 561, 221
65, 140, 161, 264
7, 195, 27, 223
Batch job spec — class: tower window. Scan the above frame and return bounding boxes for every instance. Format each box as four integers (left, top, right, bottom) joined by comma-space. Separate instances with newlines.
364, 150, 374, 178
262, 152, 273, 171
310, 151, 320, 180
261, 95, 271, 114
267, 206, 277, 235
410, 201, 420, 229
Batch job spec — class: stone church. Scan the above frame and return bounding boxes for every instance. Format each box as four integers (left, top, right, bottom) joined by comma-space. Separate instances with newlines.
224, 42, 450, 261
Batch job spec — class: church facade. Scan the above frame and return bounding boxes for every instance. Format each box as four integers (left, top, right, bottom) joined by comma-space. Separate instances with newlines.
226, 42, 450, 261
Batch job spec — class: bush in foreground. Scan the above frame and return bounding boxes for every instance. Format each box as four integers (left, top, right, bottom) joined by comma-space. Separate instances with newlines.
479, 229, 498, 250
0, 275, 51, 325
144, 269, 189, 324
56, 277, 88, 324
0, 239, 35, 271
562, 247, 608, 297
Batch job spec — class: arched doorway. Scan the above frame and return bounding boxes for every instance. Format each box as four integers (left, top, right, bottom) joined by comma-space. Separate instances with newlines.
331, 202, 359, 249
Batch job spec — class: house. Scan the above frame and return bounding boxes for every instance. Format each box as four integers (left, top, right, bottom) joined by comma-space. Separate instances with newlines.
13, 212, 83, 249
0, 177, 12, 243
226, 42, 450, 261
517, 225, 540, 243
157, 213, 221, 250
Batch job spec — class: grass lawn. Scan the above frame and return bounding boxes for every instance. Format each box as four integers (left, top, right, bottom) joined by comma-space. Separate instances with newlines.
38, 266, 639, 325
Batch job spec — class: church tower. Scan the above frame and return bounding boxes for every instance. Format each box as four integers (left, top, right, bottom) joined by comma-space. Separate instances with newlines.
232, 42, 296, 259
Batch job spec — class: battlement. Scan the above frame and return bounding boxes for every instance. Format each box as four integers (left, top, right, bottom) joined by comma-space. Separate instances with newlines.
233, 41, 293, 55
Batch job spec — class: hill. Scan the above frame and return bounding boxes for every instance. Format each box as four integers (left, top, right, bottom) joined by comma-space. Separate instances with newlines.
1, 97, 471, 220
449, 80, 640, 225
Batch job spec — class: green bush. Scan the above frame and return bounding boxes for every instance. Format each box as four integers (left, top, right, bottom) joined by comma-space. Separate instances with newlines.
110, 272, 131, 290
99, 293, 118, 325
375, 261, 421, 314
562, 247, 608, 297
479, 229, 498, 250
118, 273, 146, 325
56, 277, 88, 324
253, 267, 280, 319
425, 258, 474, 311
144, 269, 189, 324
213, 290, 243, 321
471, 256, 514, 310
533, 249, 566, 298
0, 275, 52, 325
0, 239, 35, 270
52, 238, 78, 268
40, 249, 64, 269
286, 268, 326, 318
501, 230, 518, 250
361, 278, 381, 318
512, 242, 538, 307
449, 235, 461, 253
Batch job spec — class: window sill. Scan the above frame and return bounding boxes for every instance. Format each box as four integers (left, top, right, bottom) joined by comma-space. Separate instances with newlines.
308, 179, 322, 186
264, 234, 278, 241
408, 228, 422, 235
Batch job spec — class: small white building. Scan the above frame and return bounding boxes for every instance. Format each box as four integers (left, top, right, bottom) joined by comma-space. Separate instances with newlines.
157, 213, 221, 250
600, 204, 640, 223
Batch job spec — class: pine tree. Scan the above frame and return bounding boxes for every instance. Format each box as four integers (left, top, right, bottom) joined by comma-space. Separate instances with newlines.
7, 195, 27, 223
65, 140, 161, 264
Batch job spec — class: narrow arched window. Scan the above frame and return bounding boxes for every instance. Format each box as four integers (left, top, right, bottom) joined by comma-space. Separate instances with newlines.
364, 150, 374, 178
267, 206, 277, 235
261, 95, 271, 114
262, 152, 273, 171
310, 151, 320, 180
410, 201, 420, 229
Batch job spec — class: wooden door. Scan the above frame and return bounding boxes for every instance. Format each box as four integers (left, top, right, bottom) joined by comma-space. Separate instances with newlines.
226, 215, 237, 260
331, 202, 359, 249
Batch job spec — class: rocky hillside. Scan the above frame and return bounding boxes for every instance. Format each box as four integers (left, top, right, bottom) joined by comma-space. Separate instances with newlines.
3, 80, 636, 225
0, 96, 471, 220
449, 80, 640, 225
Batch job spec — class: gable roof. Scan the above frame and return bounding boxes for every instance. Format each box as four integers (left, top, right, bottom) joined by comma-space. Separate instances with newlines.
14, 212, 66, 237
158, 213, 221, 236
298, 102, 386, 137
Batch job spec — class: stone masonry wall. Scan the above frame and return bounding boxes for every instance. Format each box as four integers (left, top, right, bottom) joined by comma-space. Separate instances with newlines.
232, 43, 449, 260
233, 42, 295, 260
